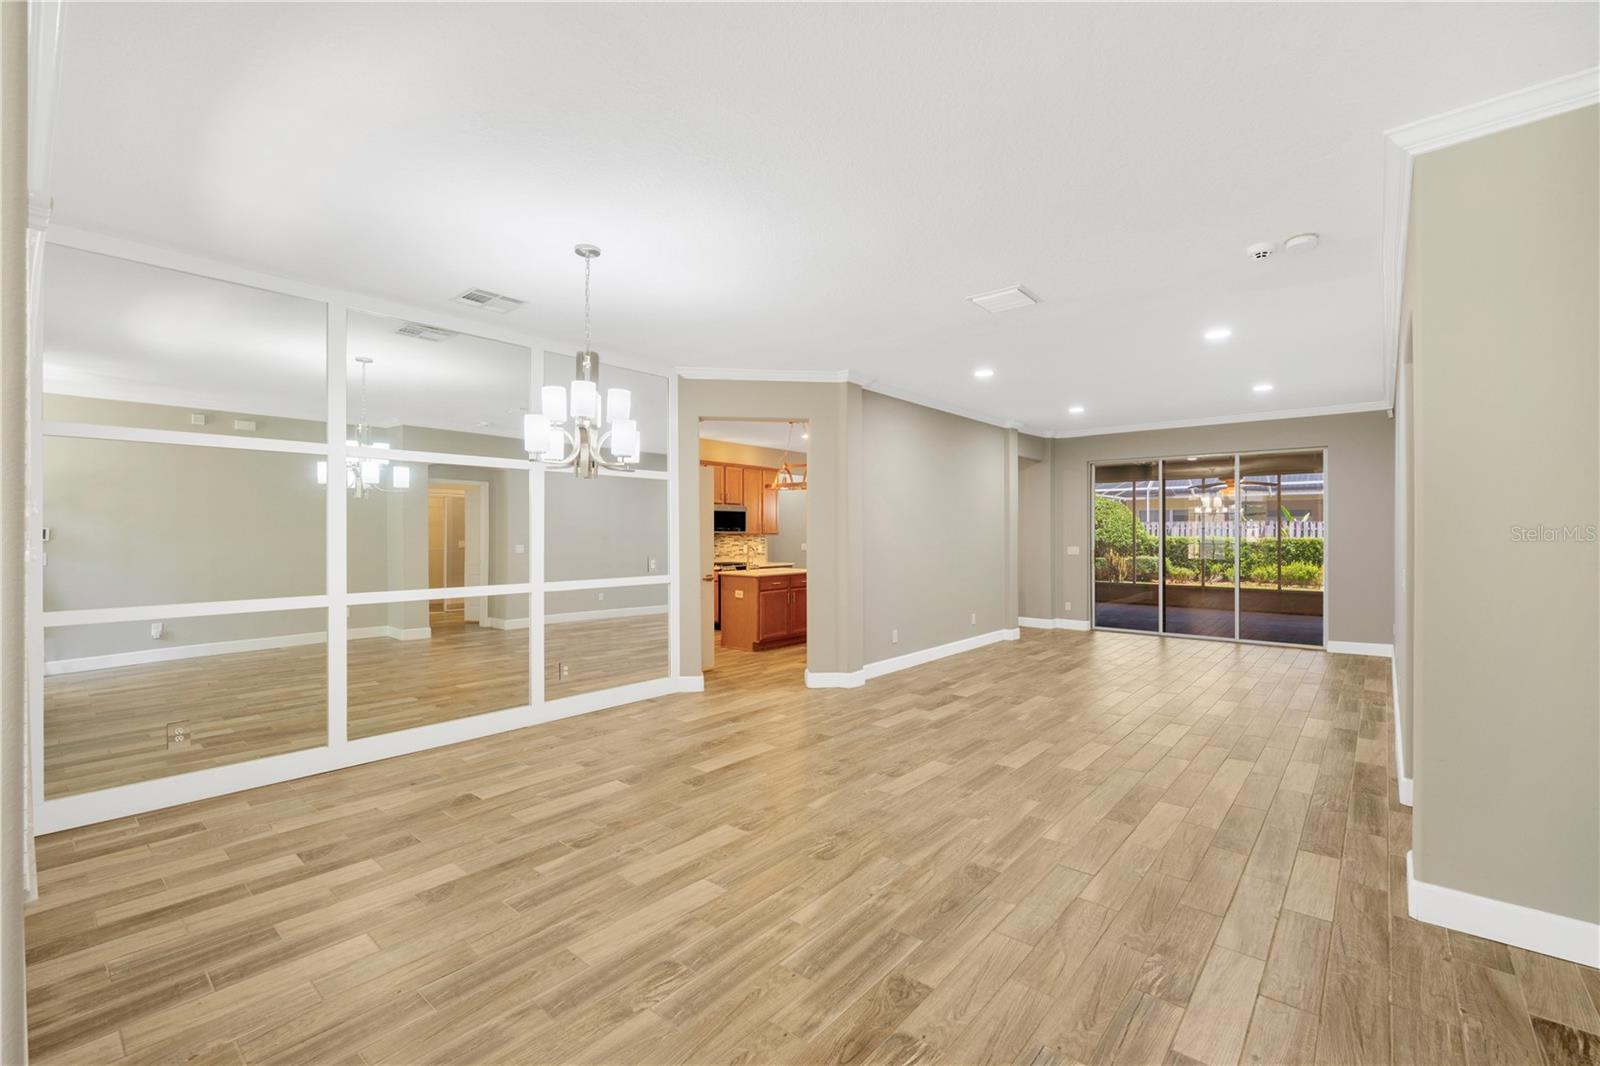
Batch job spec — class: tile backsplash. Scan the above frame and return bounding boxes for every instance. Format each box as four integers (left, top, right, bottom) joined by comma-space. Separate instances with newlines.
714, 533, 768, 563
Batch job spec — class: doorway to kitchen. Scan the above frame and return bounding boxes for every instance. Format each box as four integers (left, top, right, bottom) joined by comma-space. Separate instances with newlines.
698, 419, 809, 685
1092, 450, 1326, 647
427, 480, 489, 629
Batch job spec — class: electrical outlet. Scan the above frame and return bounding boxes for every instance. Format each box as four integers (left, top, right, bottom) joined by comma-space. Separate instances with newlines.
167, 721, 192, 750
557, 661, 570, 680
514, 544, 526, 555
1067, 545, 1081, 556
1064, 601, 1072, 612
970, 612, 977, 625
597, 591, 605, 601
800, 542, 807, 552
189, 413, 207, 426
232, 418, 256, 432
891, 628, 899, 644
150, 622, 164, 639
647, 556, 657, 572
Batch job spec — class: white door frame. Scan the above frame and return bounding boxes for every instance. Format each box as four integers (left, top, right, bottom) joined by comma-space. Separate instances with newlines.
429, 477, 491, 623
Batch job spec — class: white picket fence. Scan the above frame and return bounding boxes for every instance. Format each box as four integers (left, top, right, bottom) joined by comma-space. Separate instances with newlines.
1143, 520, 1325, 540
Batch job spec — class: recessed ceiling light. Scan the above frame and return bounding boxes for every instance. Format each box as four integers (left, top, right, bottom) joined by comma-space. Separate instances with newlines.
968, 286, 1041, 313
1067, 405, 1085, 415
1203, 326, 1232, 342
1253, 382, 1274, 393
974, 368, 995, 379
1284, 232, 1320, 252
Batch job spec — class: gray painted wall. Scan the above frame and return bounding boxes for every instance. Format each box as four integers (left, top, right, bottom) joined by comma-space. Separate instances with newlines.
859, 391, 1011, 663
1409, 106, 1599, 924
1018, 454, 1053, 620
1051, 411, 1396, 645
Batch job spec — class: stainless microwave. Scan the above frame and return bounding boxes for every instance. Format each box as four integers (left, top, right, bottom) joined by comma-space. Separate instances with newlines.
714, 508, 747, 532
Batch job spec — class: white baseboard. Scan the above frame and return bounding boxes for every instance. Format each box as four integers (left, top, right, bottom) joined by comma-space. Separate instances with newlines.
481, 616, 530, 630
44, 630, 333, 675
1407, 852, 1599, 967
1391, 658, 1412, 807
807, 628, 1020, 689
676, 675, 705, 693
544, 605, 669, 625
1016, 617, 1090, 632
805, 670, 865, 689
1327, 640, 1394, 658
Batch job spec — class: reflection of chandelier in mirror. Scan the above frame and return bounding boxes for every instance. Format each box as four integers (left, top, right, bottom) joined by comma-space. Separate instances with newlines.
316, 356, 412, 497
769, 421, 807, 491
524, 245, 640, 479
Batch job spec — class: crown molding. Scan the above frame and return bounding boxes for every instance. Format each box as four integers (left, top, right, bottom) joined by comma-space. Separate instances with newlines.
1048, 400, 1391, 440
1378, 67, 1599, 409
845, 373, 1025, 433
675, 367, 850, 383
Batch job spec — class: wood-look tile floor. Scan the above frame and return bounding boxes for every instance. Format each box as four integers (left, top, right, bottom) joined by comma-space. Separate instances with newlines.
25, 630, 1600, 1065
43, 616, 670, 798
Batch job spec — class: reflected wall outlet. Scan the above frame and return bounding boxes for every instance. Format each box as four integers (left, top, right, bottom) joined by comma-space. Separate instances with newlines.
556, 661, 570, 679
1067, 545, 1081, 556
1064, 601, 1072, 613
648, 556, 657, 572
167, 721, 192, 750
150, 622, 164, 639
189, 413, 207, 426
970, 612, 977, 626
800, 542, 807, 552
232, 418, 256, 432
514, 544, 525, 554
891, 628, 898, 644
597, 591, 604, 601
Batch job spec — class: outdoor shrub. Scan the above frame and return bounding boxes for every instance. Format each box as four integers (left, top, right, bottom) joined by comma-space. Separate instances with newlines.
1134, 555, 1160, 582
1281, 561, 1323, 587
1094, 496, 1157, 555
1165, 563, 1197, 583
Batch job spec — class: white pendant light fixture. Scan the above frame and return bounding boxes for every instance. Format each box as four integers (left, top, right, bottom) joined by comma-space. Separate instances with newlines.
316, 356, 410, 497
524, 244, 642, 477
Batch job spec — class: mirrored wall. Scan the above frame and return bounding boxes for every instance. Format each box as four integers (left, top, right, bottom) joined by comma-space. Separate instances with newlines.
32, 244, 676, 822
1092, 450, 1325, 647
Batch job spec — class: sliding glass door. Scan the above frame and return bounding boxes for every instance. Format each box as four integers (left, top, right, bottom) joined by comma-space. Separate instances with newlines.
1091, 450, 1325, 647
1239, 452, 1325, 645
1161, 456, 1239, 638
1092, 462, 1159, 631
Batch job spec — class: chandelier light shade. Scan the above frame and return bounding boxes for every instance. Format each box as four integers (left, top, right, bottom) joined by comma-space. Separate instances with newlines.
317, 356, 411, 497
525, 244, 644, 477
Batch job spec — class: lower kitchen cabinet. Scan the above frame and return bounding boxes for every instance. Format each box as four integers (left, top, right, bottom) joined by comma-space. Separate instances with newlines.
719, 570, 807, 651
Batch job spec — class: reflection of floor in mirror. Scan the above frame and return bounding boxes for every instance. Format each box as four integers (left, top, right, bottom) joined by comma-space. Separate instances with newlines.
42, 614, 668, 798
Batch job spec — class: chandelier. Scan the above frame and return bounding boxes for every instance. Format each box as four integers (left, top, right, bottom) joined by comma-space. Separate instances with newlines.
769, 421, 807, 491
317, 356, 411, 497
524, 244, 640, 478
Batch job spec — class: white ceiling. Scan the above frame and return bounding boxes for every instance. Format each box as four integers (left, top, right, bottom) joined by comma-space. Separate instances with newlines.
700, 420, 808, 455
46, 3, 1597, 436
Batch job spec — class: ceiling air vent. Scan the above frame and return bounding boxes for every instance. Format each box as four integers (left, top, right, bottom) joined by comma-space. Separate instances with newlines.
394, 322, 457, 342
968, 285, 1041, 313
452, 288, 526, 314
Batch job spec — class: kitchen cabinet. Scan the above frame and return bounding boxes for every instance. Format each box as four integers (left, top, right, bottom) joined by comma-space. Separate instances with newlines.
742, 468, 766, 531
719, 569, 806, 650
700, 461, 781, 535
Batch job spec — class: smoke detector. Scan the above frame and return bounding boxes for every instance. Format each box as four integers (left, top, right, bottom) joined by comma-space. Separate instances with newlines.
394, 322, 456, 342
1246, 241, 1276, 261
452, 288, 527, 314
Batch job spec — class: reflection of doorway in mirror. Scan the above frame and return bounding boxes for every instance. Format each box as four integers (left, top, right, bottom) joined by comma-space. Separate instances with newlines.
427, 480, 489, 627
